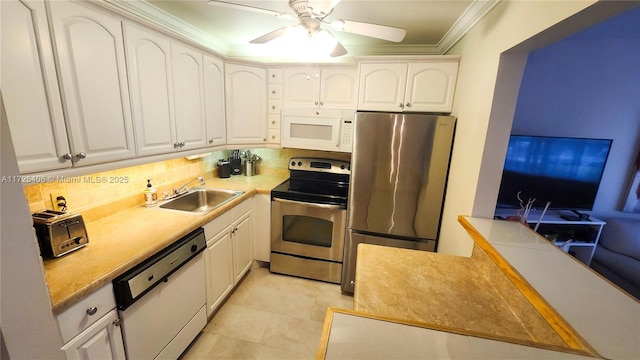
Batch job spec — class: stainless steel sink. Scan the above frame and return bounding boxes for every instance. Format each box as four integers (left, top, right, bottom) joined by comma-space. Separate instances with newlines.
159, 188, 244, 214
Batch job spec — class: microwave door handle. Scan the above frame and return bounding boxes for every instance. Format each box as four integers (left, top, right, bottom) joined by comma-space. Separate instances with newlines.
337, 120, 342, 148
273, 197, 344, 210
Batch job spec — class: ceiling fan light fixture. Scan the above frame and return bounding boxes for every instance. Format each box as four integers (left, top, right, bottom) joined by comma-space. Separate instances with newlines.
327, 19, 346, 31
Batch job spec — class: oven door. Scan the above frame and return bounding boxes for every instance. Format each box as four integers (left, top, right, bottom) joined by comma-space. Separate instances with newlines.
271, 197, 346, 262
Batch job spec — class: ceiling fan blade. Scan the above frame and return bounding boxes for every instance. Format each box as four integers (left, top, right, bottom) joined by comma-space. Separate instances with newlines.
329, 19, 406, 42
307, 0, 341, 17
249, 26, 290, 44
329, 40, 348, 57
207, 0, 294, 20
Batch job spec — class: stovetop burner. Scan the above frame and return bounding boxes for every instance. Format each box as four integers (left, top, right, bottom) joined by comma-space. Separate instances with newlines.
271, 157, 350, 206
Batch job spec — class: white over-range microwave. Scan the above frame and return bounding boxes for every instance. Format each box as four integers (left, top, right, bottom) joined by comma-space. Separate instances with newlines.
281, 108, 354, 153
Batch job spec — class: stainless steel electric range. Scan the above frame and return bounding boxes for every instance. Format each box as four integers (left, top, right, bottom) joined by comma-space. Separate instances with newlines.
270, 157, 350, 284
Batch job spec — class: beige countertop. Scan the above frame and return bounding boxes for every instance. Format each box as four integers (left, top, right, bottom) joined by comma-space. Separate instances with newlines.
43, 175, 286, 313
353, 244, 572, 349
342, 216, 602, 358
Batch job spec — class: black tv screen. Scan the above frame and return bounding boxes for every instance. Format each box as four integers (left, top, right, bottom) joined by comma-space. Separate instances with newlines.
497, 135, 612, 211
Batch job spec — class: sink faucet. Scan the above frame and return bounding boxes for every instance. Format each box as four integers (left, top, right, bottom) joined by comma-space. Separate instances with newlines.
173, 177, 205, 196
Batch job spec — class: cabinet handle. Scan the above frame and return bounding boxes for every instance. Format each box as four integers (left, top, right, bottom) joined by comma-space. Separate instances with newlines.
180, 142, 185, 147
405, 102, 411, 108
113, 318, 121, 327
314, 100, 319, 105
174, 142, 180, 149
86, 307, 98, 316
271, 120, 276, 125
271, 73, 276, 78
398, 103, 404, 108
76, 152, 87, 159
320, 101, 324, 106
62, 153, 73, 160
263, 138, 267, 142
272, 90, 276, 94
272, 135, 276, 140
209, 138, 214, 144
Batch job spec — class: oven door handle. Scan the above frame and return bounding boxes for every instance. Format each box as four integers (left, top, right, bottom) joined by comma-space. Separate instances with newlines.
273, 197, 345, 210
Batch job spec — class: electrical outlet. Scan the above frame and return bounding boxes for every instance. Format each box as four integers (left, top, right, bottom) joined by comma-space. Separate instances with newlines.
50, 192, 67, 212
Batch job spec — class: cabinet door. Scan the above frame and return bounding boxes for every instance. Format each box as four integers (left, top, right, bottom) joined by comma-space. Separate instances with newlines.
61, 309, 125, 360
405, 62, 458, 113
320, 68, 358, 109
283, 66, 319, 108
171, 42, 207, 151
203, 53, 226, 148
232, 213, 252, 283
252, 194, 271, 262
225, 63, 267, 145
357, 63, 407, 112
1, 0, 70, 173
205, 231, 233, 317
124, 23, 176, 156
48, 1, 135, 166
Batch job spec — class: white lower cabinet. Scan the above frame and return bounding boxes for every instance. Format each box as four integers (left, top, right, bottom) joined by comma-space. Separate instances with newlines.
204, 222, 234, 317
203, 198, 253, 317
232, 212, 252, 283
56, 283, 125, 360
253, 193, 271, 262
61, 309, 125, 360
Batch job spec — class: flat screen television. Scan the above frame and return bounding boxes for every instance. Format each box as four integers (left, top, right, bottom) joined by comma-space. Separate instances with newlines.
497, 135, 613, 211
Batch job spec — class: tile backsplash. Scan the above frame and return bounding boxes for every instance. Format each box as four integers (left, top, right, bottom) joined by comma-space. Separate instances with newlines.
23, 148, 350, 216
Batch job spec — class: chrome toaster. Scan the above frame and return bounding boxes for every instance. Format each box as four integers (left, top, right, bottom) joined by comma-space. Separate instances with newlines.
32, 210, 89, 257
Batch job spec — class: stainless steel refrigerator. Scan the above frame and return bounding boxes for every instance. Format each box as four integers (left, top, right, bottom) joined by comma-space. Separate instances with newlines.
341, 112, 456, 292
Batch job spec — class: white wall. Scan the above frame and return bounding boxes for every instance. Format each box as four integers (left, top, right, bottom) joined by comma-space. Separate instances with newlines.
0, 93, 65, 357
436, 1, 640, 256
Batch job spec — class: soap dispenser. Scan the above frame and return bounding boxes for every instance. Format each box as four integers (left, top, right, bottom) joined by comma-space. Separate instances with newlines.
144, 179, 158, 206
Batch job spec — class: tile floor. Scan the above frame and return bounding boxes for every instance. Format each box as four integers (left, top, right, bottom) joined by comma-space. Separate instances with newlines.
181, 263, 354, 360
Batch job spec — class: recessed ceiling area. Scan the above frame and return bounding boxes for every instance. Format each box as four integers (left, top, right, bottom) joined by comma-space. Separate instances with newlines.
110, 0, 498, 61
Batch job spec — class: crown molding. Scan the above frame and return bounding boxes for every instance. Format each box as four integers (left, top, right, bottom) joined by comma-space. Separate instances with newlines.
97, 0, 499, 60
100, 0, 230, 55
438, 0, 501, 54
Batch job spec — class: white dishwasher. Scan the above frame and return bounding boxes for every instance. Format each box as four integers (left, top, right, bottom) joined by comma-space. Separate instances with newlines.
113, 228, 207, 360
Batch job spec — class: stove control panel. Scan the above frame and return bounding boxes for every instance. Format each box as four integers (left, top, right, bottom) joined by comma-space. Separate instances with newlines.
288, 157, 350, 174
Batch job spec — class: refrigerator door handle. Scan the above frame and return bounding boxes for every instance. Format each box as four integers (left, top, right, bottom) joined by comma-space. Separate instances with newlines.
273, 197, 345, 210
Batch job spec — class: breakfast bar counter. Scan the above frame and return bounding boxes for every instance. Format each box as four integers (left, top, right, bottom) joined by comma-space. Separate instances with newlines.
317, 216, 640, 359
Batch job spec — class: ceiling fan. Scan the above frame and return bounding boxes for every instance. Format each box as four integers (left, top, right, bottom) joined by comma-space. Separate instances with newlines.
207, 0, 407, 57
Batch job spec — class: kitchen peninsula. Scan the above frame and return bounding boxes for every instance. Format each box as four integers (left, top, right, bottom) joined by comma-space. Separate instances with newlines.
317, 216, 640, 359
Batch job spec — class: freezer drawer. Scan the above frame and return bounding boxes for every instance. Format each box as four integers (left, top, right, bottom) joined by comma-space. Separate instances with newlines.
341, 229, 435, 293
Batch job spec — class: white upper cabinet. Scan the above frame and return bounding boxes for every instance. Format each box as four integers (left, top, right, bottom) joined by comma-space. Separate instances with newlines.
319, 68, 359, 109
125, 24, 208, 155
124, 23, 176, 157
48, 0, 136, 166
357, 63, 407, 112
171, 42, 207, 151
1, 0, 70, 173
283, 66, 358, 109
203, 54, 226, 148
225, 63, 267, 146
404, 62, 458, 113
358, 60, 458, 113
